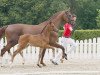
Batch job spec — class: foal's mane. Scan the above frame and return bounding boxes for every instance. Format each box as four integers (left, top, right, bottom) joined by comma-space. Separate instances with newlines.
40, 22, 50, 33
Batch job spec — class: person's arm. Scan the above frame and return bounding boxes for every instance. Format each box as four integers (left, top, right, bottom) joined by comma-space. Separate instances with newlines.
69, 26, 73, 31
63, 27, 65, 31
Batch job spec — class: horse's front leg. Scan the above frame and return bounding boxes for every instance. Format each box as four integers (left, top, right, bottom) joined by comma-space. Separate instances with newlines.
50, 43, 67, 63
40, 46, 55, 66
37, 48, 43, 68
40, 48, 46, 66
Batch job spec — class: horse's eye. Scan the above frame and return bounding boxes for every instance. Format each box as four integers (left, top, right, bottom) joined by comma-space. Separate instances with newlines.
68, 15, 72, 18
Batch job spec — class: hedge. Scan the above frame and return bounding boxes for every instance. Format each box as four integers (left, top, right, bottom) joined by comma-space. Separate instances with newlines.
59, 30, 100, 40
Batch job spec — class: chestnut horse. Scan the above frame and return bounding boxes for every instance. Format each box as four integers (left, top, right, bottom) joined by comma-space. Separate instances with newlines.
10, 22, 62, 67
0, 10, 76, 66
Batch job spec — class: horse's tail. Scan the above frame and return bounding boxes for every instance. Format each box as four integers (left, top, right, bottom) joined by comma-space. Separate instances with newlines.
0, 26, 8, 39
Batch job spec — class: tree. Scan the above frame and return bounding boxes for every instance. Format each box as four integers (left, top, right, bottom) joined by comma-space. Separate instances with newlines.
75, 0, 98, 29
96, 10, 100, 28
0, 0, 69, 26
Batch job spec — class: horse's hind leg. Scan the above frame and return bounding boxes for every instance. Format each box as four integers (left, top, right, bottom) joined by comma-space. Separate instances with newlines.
0, 40, 17, 67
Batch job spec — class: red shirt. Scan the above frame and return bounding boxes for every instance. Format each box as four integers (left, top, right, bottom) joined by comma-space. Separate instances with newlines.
63, 23, 72, 38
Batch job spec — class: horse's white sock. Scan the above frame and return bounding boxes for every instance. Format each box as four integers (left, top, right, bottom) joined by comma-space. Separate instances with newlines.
0, 56, 4, 67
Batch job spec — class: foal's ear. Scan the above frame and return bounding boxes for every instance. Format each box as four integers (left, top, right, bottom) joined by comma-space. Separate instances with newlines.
49, 21, 53, 26
49, 21, 52, 24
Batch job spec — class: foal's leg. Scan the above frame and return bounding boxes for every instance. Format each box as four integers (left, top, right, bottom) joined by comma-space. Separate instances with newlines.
40, 48, 46, 66
40, 46, 55, 66
37, 48, 43, 68
9, 47, 24, 68
11, 41, 27, 65
46, 45, 55, 51
19, 44, 29, 64
11, 48, 23, 63
50, 43, 67, 63
19, 52, 25, 65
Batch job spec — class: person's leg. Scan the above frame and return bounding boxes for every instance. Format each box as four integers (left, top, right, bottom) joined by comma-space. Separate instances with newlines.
67, 38, 77, 54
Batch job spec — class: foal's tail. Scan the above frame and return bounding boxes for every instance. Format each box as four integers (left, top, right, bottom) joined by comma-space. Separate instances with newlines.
0, 26, 8, 39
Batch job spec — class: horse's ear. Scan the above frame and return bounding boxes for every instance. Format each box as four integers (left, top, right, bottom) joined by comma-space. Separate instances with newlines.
66, 7, 74, 14
65, 10, 69, 15
65, 7, 70, 14
68, 7, 70, 11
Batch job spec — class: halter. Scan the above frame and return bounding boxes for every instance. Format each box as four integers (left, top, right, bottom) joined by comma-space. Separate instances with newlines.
65, 11, 76, 27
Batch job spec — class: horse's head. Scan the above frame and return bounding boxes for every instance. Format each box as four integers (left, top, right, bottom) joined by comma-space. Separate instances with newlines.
49, 22, 58, 32
63, 10, 76, 28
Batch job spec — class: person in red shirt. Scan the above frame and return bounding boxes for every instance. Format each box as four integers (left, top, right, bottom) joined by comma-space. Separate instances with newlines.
51, 23, 77, 65
63, 23, 73, 38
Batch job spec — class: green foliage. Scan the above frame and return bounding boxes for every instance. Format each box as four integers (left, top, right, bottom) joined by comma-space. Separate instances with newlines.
0, 0, 68, 26
76, 0, 98, 29
0, 0, 99, 30
59, 30, 100, 40
96, 9, 100, 28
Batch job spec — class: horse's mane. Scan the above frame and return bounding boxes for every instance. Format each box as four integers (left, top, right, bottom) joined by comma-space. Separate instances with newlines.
48, 11, 65, 21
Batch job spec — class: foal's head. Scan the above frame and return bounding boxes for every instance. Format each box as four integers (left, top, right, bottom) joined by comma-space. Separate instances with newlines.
47, 22, 58, 32
41, 22, 58, 34
63, 10, 77, 27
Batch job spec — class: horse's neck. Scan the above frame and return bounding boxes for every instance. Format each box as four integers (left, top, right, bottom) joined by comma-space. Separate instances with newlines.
49, 14, 63, 29
39, 19, 61, 30
39, 12, 64, 29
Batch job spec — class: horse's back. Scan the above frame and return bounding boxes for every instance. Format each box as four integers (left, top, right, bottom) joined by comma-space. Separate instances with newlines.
5, 24, 41, 37
6, 24, 34, 31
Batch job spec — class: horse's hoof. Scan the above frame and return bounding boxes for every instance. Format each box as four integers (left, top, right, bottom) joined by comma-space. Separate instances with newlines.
64, 53, 67, 60
65, 58, 67, 60
22, 59, 25, 65
22, 62, 25, 65
60, 59, 64, 63
9, 63, 13, 68
1, 64, 4, 67
50, 59, 58, 65
1, 65, 4, 67
37, 64, 42, 68
41, 63, 46, 66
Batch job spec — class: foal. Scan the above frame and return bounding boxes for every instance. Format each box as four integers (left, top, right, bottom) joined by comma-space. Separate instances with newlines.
10, 22, 59, 67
